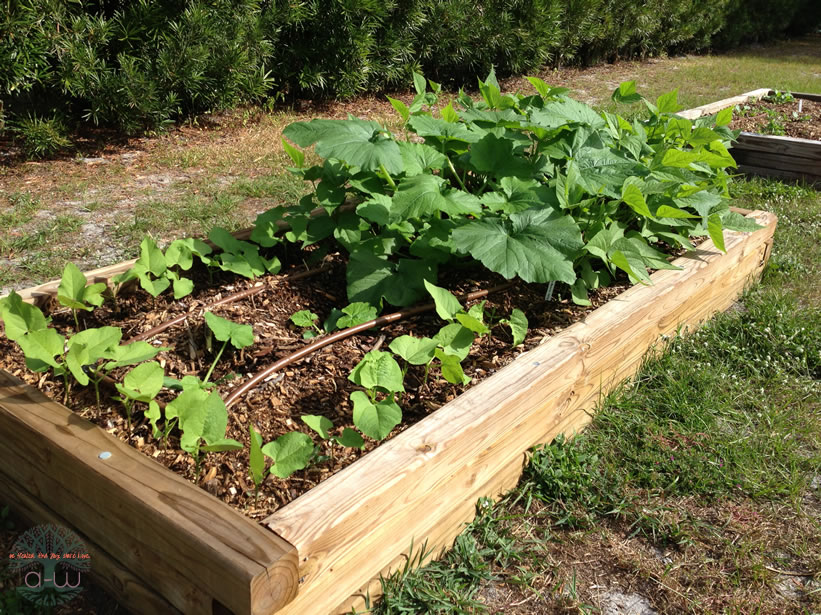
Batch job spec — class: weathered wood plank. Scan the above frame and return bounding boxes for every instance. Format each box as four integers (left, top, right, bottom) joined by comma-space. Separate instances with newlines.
265, 211, 776, 615
734, 132, 821, 160
792, 91, 821, 103
0, 472, 180, 615
732, 150, 821, 175
0, 370, 299, 615
678, 88, 771, 119
737, 164, 821, 185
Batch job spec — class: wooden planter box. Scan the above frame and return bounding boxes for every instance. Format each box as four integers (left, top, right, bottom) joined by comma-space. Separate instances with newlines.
680, 88, 821, 186
0, 209, 776, 615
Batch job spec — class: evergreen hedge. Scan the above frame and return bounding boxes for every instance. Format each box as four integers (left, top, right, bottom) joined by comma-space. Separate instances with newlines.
1, 0, 819, 149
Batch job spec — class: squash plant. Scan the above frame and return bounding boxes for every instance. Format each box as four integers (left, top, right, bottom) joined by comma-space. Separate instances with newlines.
271, 73, 759, 312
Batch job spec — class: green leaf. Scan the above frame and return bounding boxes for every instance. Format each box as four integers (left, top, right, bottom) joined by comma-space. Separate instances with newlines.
390, 174, 449, 222
571, 279, 591, 306
612, 81, 642, 104
351, 391, 402, 440
17, 329, 65, 372
423, 280, 462, 321
389, 335, 438, 365
468, 133, 533, 179
65, 326, 123, 385
104, 341, 165, 370
290, 310, 319, 329
57, 262, 105, 311
434, 348, 470, 385
336, 302, 378, 329
335, 428, 365, 449
356, 194, 394, 226
138, 237, 167, 277
0, 291, 49, 342
166, 383, 231, 454
441, 102, 459, 123
715, 107, 733, 127
249, 424, 265, 487
349, 350, 405, 393
455, 313, 490, 336
117, 361, 164, 403
621, 178, 653, 218
165, 238, 211, 270
412, 72, 426, 96
281, 138, 305, 168
505, 308, 528, 346
204, 312, 254, 349
719, 210, 765, 233
397, 142, 447, 176
451, 209, 583, 285
200, 438, 244, 453
172, 277, 194, 299
433, 323, 474, 361
346, 252, 435, 307
262, 431, 315, 478
302, 415, 333, 440
708, 213, 725, 252
387, 96, 410, 123
655, 89, 680, 114
283, 118, 403, 175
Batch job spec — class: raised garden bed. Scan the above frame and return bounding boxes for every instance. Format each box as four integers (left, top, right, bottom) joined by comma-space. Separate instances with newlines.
681, 88, 821, 186
1, 79, 779, 614
0, 209, 776, 614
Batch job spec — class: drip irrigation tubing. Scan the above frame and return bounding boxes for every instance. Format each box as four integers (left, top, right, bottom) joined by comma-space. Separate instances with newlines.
223, 282, 515, 408
127, 263, 333, 343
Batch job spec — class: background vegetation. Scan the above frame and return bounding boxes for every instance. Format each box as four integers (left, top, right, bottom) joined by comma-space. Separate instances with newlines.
2, 0, 820, 152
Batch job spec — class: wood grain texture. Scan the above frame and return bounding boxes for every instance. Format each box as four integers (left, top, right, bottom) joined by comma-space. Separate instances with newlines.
266, 210, 776, 615
0, 370, 299, 615
737, 163, 821, 185
678, 88, 771, 119
735, 132, 821, 160
0, 472, 180, 615
732, 149, 821, 175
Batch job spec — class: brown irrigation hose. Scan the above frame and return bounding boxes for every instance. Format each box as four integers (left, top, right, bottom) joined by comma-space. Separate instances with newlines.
223, 282, 515, 408
128, 263, 333, 343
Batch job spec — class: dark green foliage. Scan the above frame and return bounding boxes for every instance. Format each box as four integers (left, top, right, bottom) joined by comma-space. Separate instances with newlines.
712, 0, 815, 48
2, 0, 819, 149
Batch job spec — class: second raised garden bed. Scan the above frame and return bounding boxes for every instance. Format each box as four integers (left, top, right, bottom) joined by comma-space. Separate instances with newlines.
681, 88, 821, 186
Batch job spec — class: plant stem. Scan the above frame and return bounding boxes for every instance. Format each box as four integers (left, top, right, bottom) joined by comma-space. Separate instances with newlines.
379, 164, 397, 190
72, 309, 80, 332
203, 340, 227, 384
447, 157, 468, 192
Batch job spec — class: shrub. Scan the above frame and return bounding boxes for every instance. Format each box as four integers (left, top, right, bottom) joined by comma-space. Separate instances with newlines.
12, 114, 71, 159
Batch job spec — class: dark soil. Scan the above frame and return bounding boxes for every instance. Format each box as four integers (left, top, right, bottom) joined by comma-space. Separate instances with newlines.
0, 245, 635, 521
730, 96, 821, 141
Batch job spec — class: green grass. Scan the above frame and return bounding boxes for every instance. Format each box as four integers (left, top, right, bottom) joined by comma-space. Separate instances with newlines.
368, 179, 821, 614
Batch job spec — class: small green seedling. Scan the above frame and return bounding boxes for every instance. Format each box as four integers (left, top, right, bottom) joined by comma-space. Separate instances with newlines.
261, 431, 315, 478
248, 424, 266, 505
208, 227, 280, 279
499, 308, 529, 347
113, 237, 211, 299
348, 350, 404, 440
57, 262, 107, 330
290, 309, 322, 338
115, 361, 164, 436
302, 415, 365, 451
324, 302, 378, 332
203, 312, 254, 384
165, 376, 242, 480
